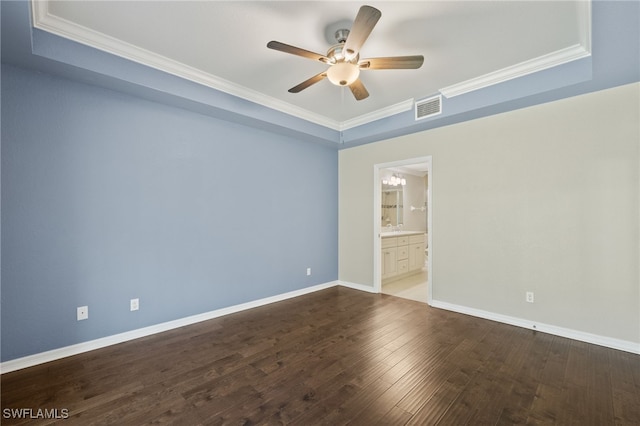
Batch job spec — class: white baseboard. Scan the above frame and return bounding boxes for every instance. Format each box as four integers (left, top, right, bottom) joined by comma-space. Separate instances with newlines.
5, 283, 636, 374
338, 280, 378, 293
430, 299, 640, 355
0, 281, 339, 374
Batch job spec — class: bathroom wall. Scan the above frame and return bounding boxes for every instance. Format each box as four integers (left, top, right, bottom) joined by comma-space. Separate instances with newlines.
402, 174, 427, 232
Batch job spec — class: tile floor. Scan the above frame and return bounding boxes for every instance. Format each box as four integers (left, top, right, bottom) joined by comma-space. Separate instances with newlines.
381, 267, 428, 303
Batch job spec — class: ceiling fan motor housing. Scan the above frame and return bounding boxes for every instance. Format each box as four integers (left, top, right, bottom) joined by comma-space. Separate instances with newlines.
334, 28, 350, 43
327, 43, 359, 64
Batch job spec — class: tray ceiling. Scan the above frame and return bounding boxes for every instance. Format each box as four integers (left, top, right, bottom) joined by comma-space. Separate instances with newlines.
32, 1, 591, 129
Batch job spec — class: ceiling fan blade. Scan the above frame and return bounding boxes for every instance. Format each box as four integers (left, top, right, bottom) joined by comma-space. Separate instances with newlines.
343, 6, 381, 58
288, 72, 327, 93
267, 41, 331, 63
349, 78, 369, 101
359, 55, 425, 70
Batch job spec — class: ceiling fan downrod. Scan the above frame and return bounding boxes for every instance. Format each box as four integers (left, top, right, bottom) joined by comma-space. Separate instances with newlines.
334, 29, 350, 44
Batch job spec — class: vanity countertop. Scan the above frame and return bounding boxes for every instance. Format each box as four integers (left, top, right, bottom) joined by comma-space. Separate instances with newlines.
380, 231, 425, 238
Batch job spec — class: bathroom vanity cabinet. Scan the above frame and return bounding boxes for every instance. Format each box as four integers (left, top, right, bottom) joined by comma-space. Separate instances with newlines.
381, 232, 425, 283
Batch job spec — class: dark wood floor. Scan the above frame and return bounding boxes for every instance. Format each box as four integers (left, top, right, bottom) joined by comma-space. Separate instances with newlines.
2, 287, 639, 425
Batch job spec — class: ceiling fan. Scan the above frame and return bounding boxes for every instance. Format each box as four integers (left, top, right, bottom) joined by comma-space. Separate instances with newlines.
267, 5, 424, 101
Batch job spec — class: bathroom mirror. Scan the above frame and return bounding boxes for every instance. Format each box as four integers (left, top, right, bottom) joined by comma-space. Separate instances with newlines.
381, 187, 403, 227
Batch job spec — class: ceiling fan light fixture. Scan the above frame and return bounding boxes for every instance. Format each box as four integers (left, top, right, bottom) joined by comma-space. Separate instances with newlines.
267, 5, 421, 100
327, 62, 360, 86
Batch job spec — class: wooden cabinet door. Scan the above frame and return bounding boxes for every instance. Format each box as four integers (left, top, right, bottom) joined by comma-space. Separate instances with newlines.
382, 247, 397, 280
409, 243, 425, 271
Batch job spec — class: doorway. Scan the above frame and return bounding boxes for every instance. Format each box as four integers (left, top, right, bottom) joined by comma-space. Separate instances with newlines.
373, 156, 432, 304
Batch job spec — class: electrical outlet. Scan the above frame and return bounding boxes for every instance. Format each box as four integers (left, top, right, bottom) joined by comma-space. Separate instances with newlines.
526, 292, 534, 303
130, 298, 139, 311
306, 267, 311, 276
77, 306, 88, 321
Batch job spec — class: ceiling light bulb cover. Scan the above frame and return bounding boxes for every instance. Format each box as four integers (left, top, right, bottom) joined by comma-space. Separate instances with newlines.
326, 62, 360, 86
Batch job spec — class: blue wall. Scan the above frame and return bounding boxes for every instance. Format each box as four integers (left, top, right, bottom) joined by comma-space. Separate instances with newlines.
1, 65, 338, 362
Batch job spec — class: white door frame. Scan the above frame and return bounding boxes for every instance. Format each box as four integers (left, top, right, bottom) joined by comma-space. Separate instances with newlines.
373, 156, 433, 305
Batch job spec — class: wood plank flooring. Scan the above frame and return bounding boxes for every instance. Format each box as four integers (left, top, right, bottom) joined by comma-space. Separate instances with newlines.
2, 286, 639, 425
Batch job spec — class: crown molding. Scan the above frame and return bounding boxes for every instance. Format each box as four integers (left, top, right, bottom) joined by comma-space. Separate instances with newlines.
577, 0, 592, 54
440, 1, 592, 99
339, 98, 414, 131
31, 0, 593, 131
440, 44, 591, 98
31, 1, 344, 131
30, 1, 417, 133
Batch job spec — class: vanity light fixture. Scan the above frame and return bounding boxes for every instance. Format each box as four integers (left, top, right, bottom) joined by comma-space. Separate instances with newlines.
382, 174, 406, 186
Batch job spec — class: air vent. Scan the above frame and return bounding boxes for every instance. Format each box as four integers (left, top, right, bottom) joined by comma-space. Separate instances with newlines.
415, 95, 442, 120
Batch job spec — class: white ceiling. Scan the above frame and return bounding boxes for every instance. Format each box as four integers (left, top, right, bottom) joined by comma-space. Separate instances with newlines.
34, 1, 588, 128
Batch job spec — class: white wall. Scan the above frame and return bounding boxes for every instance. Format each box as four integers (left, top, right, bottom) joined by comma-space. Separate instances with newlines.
339, 83, 639, 345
